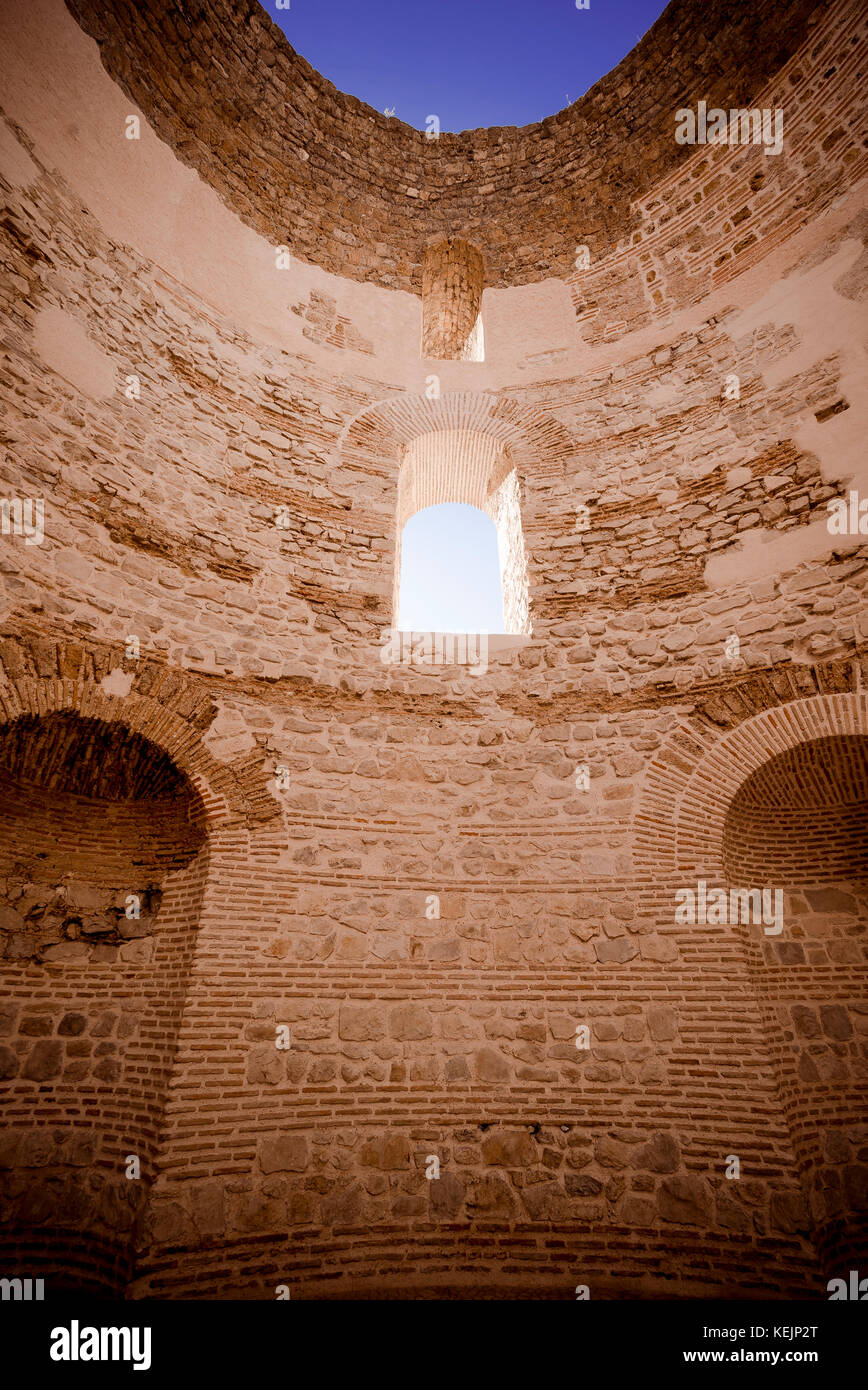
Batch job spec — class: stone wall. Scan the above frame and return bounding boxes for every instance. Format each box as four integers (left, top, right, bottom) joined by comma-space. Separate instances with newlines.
63, 0, 828, 291
0, 0, 865, 1299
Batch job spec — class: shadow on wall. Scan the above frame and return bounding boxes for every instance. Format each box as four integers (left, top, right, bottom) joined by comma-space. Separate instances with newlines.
0, 712, 208, 1294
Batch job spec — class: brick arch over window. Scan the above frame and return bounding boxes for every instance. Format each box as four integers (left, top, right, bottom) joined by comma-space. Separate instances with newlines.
634, 691, 868, 880
337, 390, 578, 476
338, 392, 577, 634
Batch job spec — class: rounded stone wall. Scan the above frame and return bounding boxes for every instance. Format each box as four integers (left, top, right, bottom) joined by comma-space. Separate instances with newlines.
0, 0, 865, 1301
64, 0, 826, 290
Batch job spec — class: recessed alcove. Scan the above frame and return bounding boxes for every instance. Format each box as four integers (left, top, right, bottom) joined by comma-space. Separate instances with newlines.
723, 735, 868, 889
421, 239, 485, 361
721, 728, 868, 1275
0, 711, 207, 1294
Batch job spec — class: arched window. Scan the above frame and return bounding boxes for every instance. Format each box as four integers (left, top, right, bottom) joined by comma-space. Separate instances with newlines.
393, 429, 531, 635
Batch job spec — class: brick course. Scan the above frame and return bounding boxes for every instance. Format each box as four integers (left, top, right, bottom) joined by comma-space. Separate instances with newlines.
0, 0, 865, 1299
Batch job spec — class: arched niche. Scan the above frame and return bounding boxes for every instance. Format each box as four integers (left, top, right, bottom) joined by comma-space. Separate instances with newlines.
635, 693, 868, 1279
420, 239, 484, 361
0, 710, 209, 1294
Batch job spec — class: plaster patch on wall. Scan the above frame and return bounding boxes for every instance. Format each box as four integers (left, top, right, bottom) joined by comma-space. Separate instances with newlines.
33, 306, 116, 399
727, 239, 868, 492
0, 0, 416, 370
100, 668, 134, 698
485, 278, 575, 368
0, 119, 39, 190
704, 515, 862, 591
726, 466, 753, 488
204, 705, 258, 761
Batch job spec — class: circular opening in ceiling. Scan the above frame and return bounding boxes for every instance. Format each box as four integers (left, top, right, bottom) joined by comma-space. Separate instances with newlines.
264, 0, 672, 132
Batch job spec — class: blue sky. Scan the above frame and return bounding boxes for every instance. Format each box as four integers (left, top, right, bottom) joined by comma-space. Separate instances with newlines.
398, 505, 504, 633
264, 0, 670, 131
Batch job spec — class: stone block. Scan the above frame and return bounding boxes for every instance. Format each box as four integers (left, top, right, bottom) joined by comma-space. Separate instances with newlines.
259, 1135, 310, 1173
658, 1176, 711, 1225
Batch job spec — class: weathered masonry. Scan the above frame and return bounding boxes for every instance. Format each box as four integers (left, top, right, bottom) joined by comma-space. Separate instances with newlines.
0, 0, 865, 1299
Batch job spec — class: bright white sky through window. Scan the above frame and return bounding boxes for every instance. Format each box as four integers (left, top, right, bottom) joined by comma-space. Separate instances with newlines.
398, 504, 504, 634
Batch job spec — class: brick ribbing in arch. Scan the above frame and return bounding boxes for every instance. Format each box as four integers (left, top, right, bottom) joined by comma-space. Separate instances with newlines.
0, 635, 281, 829
337, 391, 578, 474
0, 710, 190, 800
635, 692, 868, 879
723, 734, 868, 887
